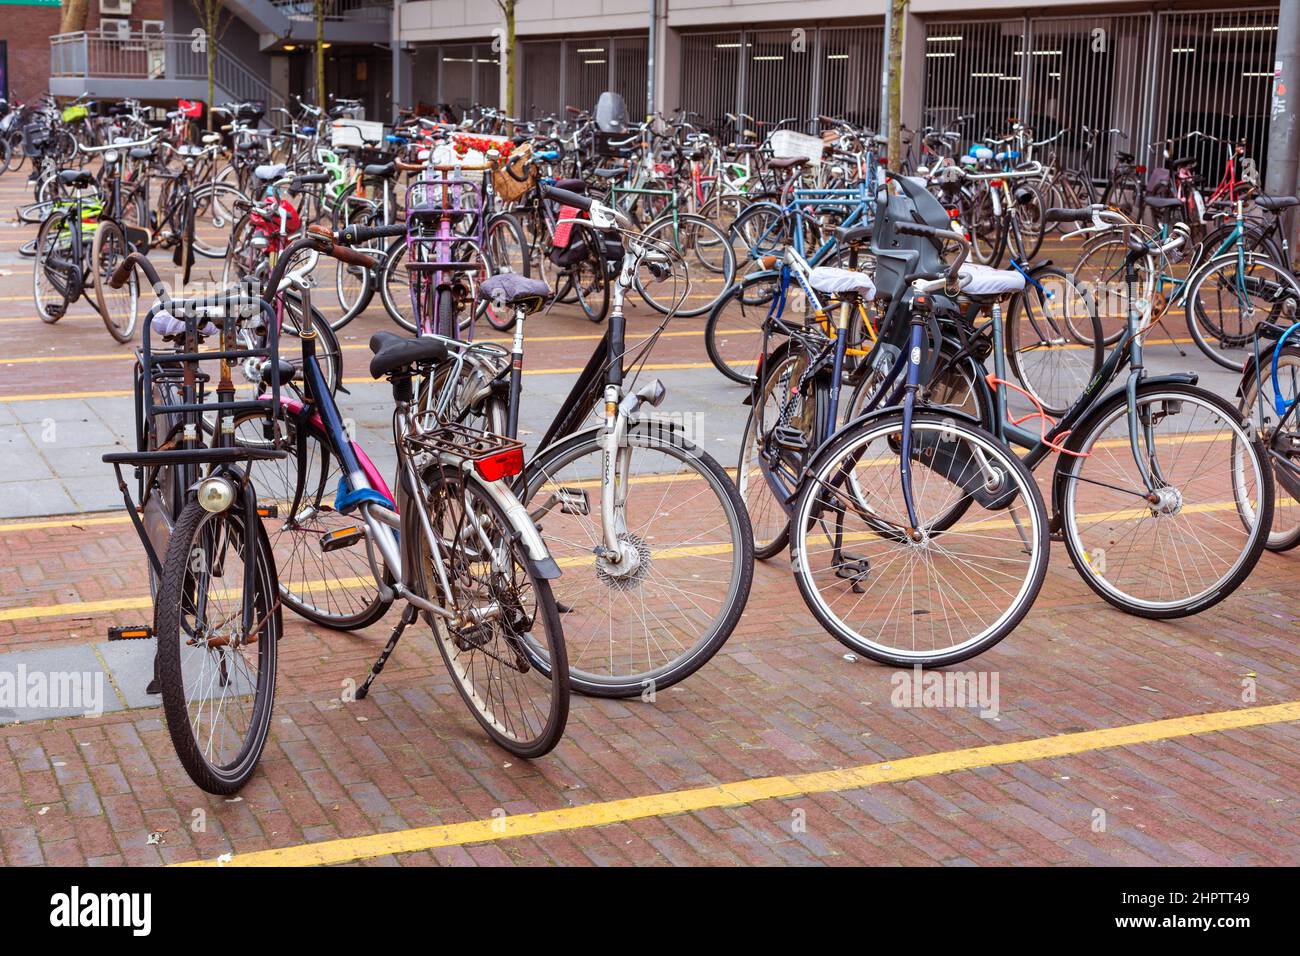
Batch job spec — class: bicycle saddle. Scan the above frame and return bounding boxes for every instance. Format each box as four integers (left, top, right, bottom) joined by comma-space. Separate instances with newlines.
58, 169, 94, 188
368, 331, 448, 379
480, 273, 551, 312
1116, 151, 1135, 163
1255, 194, 1299, 212
956, 263, 1025, 297
1144, 196, 1183, 210
363, 161, 396, 177
808, 267, 876, 298
254, 163, 287, 181
593, 167, 626, 179
768, 156, 809, 170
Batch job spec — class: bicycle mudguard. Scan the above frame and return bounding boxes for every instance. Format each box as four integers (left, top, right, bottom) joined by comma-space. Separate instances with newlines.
471, 473, 562, 580
800, 405, 1016, 510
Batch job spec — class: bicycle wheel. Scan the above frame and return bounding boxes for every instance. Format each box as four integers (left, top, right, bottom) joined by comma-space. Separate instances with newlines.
1102, 175, 1142, 222
189, 182, 249, 258
333, 207, 379, 330
635, 213, 735, 317
234, 413, 393, 629
408, 465, 569, 758
1070, 236, 1143, 346
968, 188, 1005, 267
1057, 383, 1273, 618
1236, 348, 1300, 551
571, 244, 609, 323
736, 341, 809, 558
1005, 266, 1102, 416
1012, 181, 1047, 261
91, 220, 139, 342
33, 210, 75, 322
521, 421, 754, 698
1186, 254, 1300, 372
155, 494, 279, 794
484, 212, 530, 331
703, 271, 781, 385
790, 411, 1049, 666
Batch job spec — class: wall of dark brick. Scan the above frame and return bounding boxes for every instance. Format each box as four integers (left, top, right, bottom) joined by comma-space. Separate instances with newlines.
2, 0, 165, 101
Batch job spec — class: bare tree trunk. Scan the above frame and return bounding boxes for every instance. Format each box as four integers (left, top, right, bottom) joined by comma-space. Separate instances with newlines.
316, 1, 326, 106
59, 0, 90, 35
887, 0, 907, 169
504, 1, 516, 115
208, 51, 216, 130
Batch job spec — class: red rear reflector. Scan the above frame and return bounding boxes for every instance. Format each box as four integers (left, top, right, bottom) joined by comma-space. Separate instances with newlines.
473, 446, 525, 482
1136, 165, 1146, 173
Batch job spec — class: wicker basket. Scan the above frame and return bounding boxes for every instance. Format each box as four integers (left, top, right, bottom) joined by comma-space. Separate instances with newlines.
493, 141, 536, 203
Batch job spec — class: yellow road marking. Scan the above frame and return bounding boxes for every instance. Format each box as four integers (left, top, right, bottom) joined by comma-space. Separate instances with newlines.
0, 361, 741, 403
173, 699, 1300, 866
0, 499, 1252, 623
0, 326, 762, 367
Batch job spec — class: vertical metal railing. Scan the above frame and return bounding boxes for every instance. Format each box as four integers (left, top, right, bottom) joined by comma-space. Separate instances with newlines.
516, 35, 647, 119
920, 7, 1280, 182
679, 25, 884, 135
1149, 6, 1278, 179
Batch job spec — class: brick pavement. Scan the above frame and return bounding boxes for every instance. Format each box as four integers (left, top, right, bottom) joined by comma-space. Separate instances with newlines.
0, 170, 1298, 866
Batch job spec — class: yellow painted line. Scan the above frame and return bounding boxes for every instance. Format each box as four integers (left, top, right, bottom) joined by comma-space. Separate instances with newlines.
0, 326, 761, 368
0, 362, 739, 403
174, 699, 1300, 866
0, 513, 130, 534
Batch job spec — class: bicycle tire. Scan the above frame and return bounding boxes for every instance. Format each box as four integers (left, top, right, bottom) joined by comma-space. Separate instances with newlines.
155, 495, 279, 794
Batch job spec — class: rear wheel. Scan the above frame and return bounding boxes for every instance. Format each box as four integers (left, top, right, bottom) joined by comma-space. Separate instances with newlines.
409, 466, 569, 757
33, 210, 76, 322
1005, 266, 1101, 416
235, 412, 393, 629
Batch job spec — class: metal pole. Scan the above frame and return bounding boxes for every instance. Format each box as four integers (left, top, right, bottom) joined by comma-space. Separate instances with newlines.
647, 0, 657, 119
879, 0, 893, 133
1267, 0, 1300, 264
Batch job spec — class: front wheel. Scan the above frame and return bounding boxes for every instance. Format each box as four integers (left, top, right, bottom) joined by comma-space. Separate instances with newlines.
790, 412, 1050, 666
521, 421, 754, 698
91, 219, 139, 342
1185, 254, 1300, 372
1057, 384, 1273, 617
155, 494, 280, 794
634, 213, 735, 317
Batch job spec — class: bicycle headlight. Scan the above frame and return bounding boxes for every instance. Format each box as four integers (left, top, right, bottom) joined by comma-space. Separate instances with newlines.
197, 476, 236, 513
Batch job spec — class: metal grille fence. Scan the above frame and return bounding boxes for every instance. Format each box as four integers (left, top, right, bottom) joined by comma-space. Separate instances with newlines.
1150, 7, 1279, 180
922, 6, 1280, 182
431, 43, 500, 112
680, 25, 884, 136
518, 35, 648, 120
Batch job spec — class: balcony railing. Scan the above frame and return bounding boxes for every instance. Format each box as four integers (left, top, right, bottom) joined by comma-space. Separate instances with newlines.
49, 31, 285, 110
272, 0, 390, 23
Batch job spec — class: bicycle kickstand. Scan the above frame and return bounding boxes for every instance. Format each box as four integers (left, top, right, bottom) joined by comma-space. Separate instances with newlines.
355, 604, 420, 700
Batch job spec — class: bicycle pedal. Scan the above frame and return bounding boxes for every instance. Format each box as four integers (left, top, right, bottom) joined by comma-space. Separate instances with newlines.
107, 624, 154, 641
320, 526, 364, 553
256, 503, 279, 519
772, 426, 809, 452
554, 486, 590, 516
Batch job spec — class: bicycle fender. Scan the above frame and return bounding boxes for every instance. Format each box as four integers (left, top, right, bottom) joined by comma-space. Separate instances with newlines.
471, 472, 561, 579
800, 405, 989, 487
